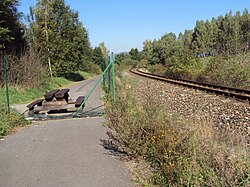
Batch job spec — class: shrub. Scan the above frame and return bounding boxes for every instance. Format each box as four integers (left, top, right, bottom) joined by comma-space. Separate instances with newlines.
147, 64, 165, 75
158, 53, 250, 89
199, 56, 250, 89
82, 62, 101, 75
0, 51, 47, 88
121, 58, 139, 68
137, 59, 147, 68
105, 77, 250, 186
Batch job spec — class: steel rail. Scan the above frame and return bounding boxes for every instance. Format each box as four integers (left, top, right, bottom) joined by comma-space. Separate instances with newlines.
130, 68, 250, 103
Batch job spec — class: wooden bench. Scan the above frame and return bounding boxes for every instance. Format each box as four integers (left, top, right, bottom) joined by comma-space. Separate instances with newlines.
75, 96, 85, 108
44, 89, 60, 101
27, 99, 44, 110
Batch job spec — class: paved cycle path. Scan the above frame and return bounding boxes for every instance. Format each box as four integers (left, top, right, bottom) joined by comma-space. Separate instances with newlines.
0, 77, 133, 187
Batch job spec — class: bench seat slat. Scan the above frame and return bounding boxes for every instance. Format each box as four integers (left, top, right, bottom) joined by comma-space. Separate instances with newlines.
75, 96, 85, 107
27, 99, 44, 110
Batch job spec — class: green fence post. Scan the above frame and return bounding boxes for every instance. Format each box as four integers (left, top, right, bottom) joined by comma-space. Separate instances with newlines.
3, 56, 10, 113
102, 61, 106, 91
107, 56, 111, 94
75, 59, 113, 113
112, 53, 116, 102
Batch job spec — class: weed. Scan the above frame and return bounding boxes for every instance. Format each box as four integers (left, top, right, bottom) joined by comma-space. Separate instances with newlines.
105, 76, 250, 186
0, 108, 29, 138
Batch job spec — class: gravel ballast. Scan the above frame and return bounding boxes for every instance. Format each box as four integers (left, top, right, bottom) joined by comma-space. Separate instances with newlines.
129, 72, 250, 142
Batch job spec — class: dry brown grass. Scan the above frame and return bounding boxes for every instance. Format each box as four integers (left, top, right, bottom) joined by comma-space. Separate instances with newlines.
0, 51, 47, 88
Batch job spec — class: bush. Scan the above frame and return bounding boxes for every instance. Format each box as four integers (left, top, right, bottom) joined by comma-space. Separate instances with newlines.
82, 62, 101, 75
105, 77, 250, 186
137, 59, 147, 68
121, 58, 139, 68
157, 53, 250, 89
0, 51, 47, 88
199, 56, 250, 89
147, 64, 166, 75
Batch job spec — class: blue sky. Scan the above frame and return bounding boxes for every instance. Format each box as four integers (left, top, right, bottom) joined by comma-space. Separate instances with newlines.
18, 0, 250, 53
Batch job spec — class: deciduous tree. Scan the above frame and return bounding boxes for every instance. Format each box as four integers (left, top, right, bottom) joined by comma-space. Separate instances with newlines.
31, 0, 92, 75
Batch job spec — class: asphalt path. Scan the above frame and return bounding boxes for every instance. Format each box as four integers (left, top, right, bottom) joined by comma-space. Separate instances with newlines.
0, 77, 133, 187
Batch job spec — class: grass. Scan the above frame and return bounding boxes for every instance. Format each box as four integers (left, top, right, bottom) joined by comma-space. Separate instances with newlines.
0, 77, 72, 104
77, 71, 96, 80
0, 108, 29, 138
105, 76, 250, 187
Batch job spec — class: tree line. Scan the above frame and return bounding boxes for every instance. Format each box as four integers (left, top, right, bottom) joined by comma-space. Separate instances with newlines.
142, 9, 250, 66
117, 9, 250, 66
0, 0, 107, 86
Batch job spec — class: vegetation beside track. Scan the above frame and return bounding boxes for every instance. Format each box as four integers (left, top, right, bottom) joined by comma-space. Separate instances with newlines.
148, 53, 250, 90
105, 74, 250, 187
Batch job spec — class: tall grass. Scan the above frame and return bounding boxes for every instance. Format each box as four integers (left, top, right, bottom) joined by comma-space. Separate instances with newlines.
105, 78, 250, 186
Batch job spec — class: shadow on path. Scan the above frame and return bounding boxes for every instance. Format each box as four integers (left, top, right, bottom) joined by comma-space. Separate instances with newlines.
100, 139, 128, 160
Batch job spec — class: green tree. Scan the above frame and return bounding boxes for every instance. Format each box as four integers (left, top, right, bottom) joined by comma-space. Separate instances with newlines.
99, 42, 109, 64
92, 46, 104, 65
240, 9, 250, 52
191, 20, 207, 53
115, 52, 129, 65
31, 0, 92, 75
129, 48, 140, 61
142, 40, 153, 63
210, 17, 219, 55
0, 0, 26, 53
142, 33, 178, 65
178, 29, 193, 49
160, 32, 177, 62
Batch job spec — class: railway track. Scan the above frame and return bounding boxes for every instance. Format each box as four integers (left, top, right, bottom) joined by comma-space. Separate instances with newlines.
130, 68, 250, 104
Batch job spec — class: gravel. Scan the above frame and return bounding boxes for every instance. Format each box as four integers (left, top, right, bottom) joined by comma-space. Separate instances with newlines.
129, 72, 250, 142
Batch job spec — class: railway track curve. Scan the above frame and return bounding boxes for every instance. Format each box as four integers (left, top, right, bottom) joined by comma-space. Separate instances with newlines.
130, 68, 250, 104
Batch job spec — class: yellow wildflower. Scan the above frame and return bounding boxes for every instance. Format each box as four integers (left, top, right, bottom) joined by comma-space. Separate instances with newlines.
168, 162, 174, 167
